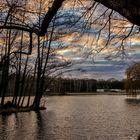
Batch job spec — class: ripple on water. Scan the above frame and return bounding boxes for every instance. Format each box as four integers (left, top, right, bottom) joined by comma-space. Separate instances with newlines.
0, 95, 140, 140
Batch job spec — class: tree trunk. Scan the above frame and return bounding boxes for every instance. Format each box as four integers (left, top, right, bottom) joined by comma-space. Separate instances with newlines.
94, 0, 140, 26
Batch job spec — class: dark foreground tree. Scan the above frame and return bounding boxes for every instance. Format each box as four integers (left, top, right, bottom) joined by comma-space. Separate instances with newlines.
39, 0, 140, 36
0, 0, 72, 111
94, 0, 140, 26
1, 0, 140, 36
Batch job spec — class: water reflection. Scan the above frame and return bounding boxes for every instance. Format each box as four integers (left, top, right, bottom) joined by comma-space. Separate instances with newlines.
0, 112, 46, 140
0, 95, 140, 140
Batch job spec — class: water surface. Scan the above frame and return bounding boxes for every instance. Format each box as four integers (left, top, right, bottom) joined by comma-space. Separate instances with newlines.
0, 95, 140, 140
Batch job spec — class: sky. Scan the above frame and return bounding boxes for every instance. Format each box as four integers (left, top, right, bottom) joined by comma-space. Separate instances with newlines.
1, 0, 140, 80
49, 2, 140, 80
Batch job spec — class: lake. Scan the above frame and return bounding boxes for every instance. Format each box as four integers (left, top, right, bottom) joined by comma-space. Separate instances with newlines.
0, 95, 140, 140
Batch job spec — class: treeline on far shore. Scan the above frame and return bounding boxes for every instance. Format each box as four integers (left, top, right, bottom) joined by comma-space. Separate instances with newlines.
2, 76, 125, 96
47, 78, 125, 95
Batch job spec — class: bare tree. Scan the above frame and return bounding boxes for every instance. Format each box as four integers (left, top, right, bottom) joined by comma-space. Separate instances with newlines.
125, 62, 140, 96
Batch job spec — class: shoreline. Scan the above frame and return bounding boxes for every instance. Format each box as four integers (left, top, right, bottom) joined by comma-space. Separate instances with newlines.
47, 91, 128, 96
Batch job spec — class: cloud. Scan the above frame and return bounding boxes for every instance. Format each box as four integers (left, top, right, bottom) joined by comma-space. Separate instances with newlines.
48, 3, 140, 80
